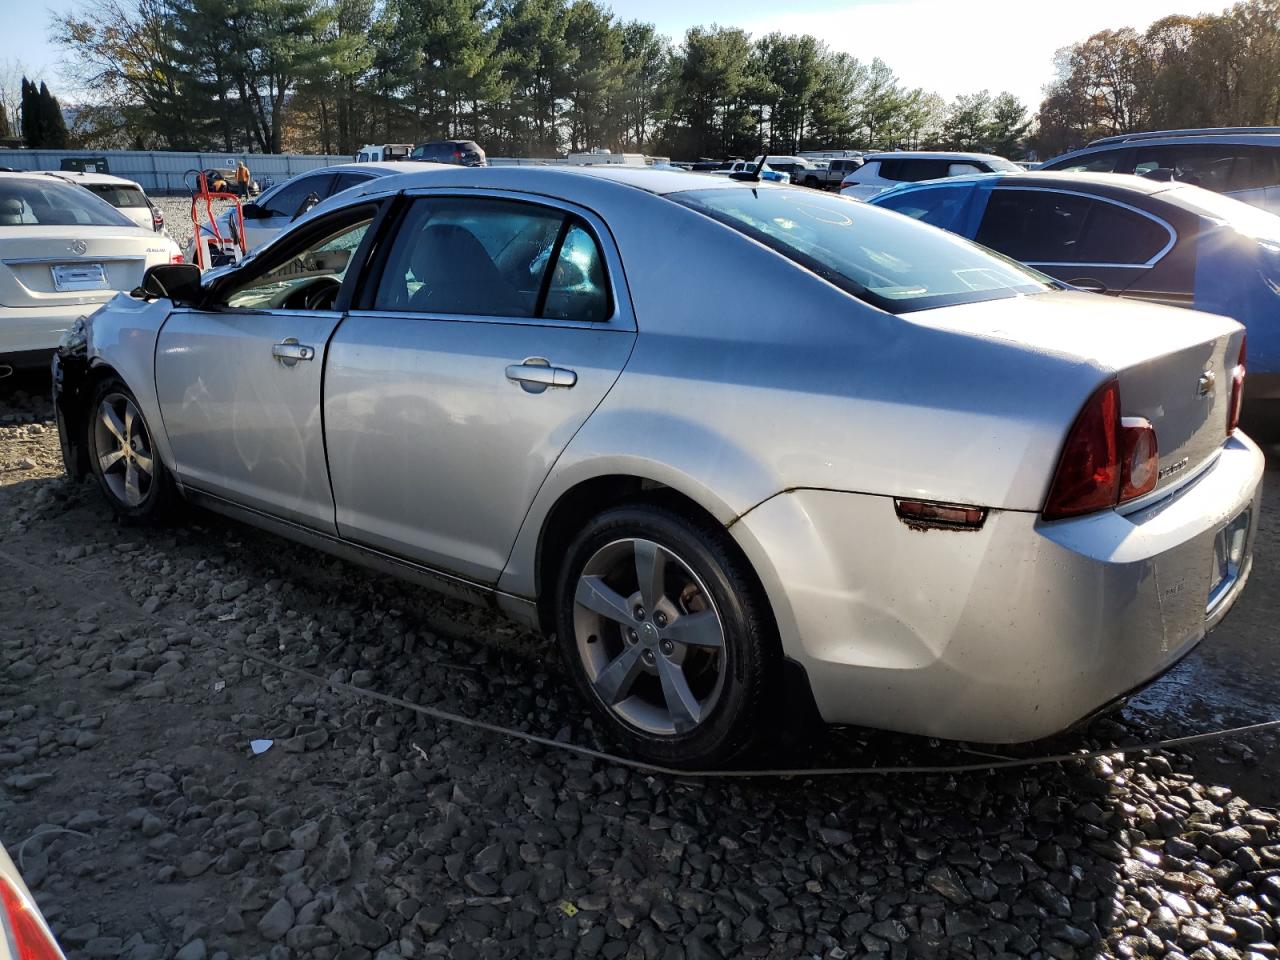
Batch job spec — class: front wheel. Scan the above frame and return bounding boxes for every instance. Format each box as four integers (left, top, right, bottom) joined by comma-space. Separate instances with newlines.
87, 377, 177, 522
555, 504, 778, 768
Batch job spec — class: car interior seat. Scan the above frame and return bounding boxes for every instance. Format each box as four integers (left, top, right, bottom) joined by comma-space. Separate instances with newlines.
407, 223, 526, 316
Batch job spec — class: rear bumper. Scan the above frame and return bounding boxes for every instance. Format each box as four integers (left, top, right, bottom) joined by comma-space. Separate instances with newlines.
0, 303, 93, 357
730, 434, 1264, 743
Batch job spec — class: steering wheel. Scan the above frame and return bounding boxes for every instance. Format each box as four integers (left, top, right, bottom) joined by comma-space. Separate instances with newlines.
301, 276, 342, 310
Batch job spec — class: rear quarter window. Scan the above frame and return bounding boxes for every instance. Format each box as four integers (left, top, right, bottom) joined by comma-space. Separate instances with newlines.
674, 187, 1048, 314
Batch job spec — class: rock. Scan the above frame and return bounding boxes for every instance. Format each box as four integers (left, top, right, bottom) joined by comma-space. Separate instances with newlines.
819, 827, 853, 846
84, 937, 124, 957
8, 660, 37, 680
321, 834, 352, 882
463, 873, 500, 896
651, 902, 681, 932
180, 850, 213, 877
925, 867, 971, 904
222, 580, 249, 600
290, 821, 321, 851
174, 940, 207, 960
323, 907, 390, 949
5, 773, 53, 792
102, 670, 141, 690
259, 898, 296, 941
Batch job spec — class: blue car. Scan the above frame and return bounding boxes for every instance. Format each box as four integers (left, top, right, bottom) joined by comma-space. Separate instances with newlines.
869, 171, 1280, 434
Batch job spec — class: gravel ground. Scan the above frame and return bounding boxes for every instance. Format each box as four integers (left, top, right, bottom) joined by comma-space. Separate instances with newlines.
2, 370, 1280, 960
157, 196, 234, 258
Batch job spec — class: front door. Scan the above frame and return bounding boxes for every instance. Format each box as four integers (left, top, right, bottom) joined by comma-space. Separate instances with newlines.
324, 192, 637, 584
155, 206, 377, 530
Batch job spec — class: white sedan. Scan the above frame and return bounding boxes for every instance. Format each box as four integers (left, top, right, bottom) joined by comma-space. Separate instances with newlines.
0, 172, 180, 371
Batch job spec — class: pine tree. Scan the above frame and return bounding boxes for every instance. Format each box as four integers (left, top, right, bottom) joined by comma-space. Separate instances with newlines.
40, 82, 70, 148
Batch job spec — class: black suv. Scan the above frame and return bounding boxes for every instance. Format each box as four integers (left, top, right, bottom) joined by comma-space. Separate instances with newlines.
411, 140, 487, 167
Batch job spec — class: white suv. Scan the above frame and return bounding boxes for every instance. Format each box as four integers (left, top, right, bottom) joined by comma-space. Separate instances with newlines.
839, 152, 1022, 200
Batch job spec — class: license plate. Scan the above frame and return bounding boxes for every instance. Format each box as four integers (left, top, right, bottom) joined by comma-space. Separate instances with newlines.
51, 262, 108, 292
1208, 509, 1250, 611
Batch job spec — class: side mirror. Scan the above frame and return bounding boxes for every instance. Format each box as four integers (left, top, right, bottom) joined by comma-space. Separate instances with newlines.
136, 263, 203, 303
241, 202, 263, 219
292, 193, 321, 221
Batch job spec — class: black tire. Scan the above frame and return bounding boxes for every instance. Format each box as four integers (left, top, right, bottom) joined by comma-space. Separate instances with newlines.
555, 503, 778, 769
86, 376, 177, 523
803, 176, 820, 188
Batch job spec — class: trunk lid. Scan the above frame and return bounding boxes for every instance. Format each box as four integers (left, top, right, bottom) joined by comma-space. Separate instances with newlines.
912, 289, 1243, 498
0, 226, 170, 309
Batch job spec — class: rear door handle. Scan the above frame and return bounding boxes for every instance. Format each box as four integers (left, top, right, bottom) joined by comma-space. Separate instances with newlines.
272, 338, 315, 366
505, 357, 577, 393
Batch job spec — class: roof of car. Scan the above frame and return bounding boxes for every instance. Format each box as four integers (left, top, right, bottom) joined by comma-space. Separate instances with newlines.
0, 169, 144, 189
1046, 132, 1280, 164
877, 170, 1179, 196
344, 163, 763, 199
863, 151, 1012, 163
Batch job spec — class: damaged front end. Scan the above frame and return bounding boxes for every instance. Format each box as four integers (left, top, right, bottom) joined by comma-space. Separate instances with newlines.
52, 316, 92, 481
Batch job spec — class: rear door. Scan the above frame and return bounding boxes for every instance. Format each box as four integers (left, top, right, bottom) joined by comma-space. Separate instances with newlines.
155, 202, 381, 529
325, 190, 637, 584
975, 187, 1176, 296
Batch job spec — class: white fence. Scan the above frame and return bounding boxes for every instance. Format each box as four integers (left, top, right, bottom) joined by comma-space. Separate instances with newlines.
0, 149, 352, 194
0, 148, 575, 194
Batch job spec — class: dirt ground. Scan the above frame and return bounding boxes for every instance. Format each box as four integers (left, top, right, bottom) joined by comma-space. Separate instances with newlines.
2, 366, 1279, 960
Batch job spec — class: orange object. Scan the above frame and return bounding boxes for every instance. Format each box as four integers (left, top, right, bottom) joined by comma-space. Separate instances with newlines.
188, 169, 247, 270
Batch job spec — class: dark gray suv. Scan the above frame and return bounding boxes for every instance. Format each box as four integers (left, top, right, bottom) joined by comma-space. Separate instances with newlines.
411, 140, 487, 167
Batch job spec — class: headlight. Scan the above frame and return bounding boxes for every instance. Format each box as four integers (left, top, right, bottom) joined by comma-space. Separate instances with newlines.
58, 315, 89, 353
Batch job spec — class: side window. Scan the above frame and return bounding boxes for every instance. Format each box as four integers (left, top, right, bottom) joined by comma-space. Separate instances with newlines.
374, 198, 562, 317
977, 190, 1093, 262
373, 198, 611, 321
876, 186, 972, 231
1229, 146, 1280, 192
1134, 145, 1238, 192
977, 190, 1167, 264
1053, 150, 1124, 174
542, 223, 610, 322
1071, 200, 1170, 264
897, 160, 950, 182
332, 172, 373, 194
948, 163, 983, 176
225, 214, 373, 310
259, 175, 334, 218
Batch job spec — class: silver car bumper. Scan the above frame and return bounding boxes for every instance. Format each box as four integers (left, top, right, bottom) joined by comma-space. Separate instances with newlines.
732, 433, 1264, 743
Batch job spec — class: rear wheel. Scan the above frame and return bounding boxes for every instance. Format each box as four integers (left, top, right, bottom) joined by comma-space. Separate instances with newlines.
803, 175, 820, 188
555, 504, 777, 768
87, 377, 176, 522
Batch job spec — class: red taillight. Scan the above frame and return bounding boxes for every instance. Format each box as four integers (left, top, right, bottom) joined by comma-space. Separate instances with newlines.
1044, 380, 1161, 520
1043, 380, 1121, 520
1, 874, 64, 960
453, 151, 462, 160
1119, 417, 1158, 500
1228, 334, 1246, 435
171, 252, 184, 264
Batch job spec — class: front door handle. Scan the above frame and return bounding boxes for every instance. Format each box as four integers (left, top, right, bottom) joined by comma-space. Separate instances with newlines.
272, 338, 315, 367
505, 357, 577, 393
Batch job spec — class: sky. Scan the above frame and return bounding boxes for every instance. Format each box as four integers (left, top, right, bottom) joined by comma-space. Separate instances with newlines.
10, 0, 1211, 110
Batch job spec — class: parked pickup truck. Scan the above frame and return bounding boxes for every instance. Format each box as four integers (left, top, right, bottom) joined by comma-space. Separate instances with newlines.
812, 156, 865, 189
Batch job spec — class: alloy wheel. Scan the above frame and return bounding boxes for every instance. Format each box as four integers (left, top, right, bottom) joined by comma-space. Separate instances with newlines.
93, 392, 156, 508
572, 537, 726, 736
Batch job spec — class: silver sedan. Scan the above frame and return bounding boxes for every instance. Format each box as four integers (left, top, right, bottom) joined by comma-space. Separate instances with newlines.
53, 166, 1262, 768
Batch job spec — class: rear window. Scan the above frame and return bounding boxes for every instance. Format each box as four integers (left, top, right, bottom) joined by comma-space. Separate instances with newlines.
86, 184, 149, 208
1165, 186, 1280, 244
673, 187, 1049, 313
0, 178, 135, 227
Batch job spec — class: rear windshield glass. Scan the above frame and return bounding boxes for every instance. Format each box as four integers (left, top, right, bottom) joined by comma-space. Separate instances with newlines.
984, 158, 1023, 173
672, 187, 1049, 313
0, 178, 135, 227
86, 184, 149, 208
